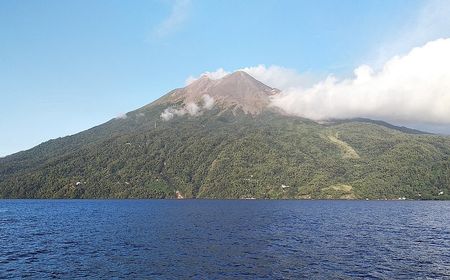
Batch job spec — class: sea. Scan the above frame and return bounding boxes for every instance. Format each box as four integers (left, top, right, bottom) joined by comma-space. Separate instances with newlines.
1, 200, 449, 279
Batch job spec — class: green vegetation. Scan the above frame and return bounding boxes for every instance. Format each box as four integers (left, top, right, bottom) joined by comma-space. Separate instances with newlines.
1, 104, 450, 199
326, 133, 360, 159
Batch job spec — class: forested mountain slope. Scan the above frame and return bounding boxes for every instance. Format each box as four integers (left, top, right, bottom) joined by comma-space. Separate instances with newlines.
1, 72, 449, 199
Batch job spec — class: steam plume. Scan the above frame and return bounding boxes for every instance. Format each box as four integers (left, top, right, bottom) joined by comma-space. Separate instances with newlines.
161, 94, 215, 121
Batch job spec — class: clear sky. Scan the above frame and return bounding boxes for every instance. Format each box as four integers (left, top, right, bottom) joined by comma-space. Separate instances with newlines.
1, 0, 450, 157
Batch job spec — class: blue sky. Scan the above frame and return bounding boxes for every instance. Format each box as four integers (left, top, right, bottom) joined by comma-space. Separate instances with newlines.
1, 0, 449, 156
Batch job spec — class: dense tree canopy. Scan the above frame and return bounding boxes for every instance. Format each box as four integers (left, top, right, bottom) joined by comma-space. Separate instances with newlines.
1, 104, 449, 200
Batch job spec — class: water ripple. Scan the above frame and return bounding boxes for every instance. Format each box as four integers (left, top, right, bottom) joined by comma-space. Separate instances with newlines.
0, 200, 449, 279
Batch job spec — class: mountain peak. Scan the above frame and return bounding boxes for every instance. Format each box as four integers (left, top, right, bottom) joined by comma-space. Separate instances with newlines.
165, 71, 280, 115
224, 70, 253, 80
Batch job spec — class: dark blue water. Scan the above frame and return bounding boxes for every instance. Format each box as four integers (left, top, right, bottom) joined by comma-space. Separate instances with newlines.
1, 200, 449, 279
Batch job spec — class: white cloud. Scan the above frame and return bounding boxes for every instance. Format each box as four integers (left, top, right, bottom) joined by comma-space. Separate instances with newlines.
153, 0, 191, 37
160, 109, 175, 121
202, 94, 215, 110
271, 38, 450, 125
239, 65, 317, 90
185, 102, 201, 116
186, 65, 315, 90
185, 68, 229, 85
115, 113, 127, 120
160, 106, 187, 121
161, 94, 215, 121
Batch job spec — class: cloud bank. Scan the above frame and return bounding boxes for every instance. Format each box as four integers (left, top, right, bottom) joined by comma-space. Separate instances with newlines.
161, 94, 215, 121
272, 38, 450, 124
185, 38, 450, 126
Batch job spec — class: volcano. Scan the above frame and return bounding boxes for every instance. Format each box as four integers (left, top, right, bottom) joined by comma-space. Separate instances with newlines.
158, 71, 280, 115
1, 72, 449, 199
